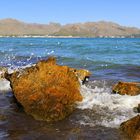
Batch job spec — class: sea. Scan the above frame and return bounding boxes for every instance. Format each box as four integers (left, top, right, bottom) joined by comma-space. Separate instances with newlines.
0, 37, 140, 140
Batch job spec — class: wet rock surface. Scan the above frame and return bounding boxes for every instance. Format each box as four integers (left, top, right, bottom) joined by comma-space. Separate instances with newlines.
120, 115, 140, 140
137, 104, 140, 113
4, 57, 90, 122
112, 81, 140, 96
0, 114, 7, 121
133, 104, 140, 113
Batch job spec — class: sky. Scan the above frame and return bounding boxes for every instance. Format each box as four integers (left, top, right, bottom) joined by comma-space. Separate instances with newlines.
0, 0, 140, 27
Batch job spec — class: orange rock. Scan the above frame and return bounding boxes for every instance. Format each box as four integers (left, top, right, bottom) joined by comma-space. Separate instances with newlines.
69, 68, 91, 83
120, 115, 140, 140
112, 81, 140, 96
5, 57, 90, 122
134, 131, 140, 140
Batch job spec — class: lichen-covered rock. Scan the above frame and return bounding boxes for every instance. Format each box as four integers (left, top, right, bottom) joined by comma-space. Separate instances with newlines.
112, 81, 140, 96
120, 115, 140, 140
5, 57, 90, 122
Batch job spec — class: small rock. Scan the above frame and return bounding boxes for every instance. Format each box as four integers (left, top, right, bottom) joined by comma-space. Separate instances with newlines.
133, 104, 140, 113
120, 115, 140, 140
112, 81, 140, 96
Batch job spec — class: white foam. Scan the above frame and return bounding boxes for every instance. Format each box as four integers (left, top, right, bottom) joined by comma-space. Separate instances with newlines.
0, 79, 11, 91
77, 83, 140, 128
0, 63, 36, 92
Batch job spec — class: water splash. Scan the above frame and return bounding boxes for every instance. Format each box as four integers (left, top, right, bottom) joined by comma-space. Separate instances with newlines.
0, 79, 10, 91
77, 80, 140, 127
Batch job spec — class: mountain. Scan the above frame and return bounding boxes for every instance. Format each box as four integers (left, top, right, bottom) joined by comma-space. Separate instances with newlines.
0, 18, 61, 36
52, 21, 140, 37
0, 18, 140, 37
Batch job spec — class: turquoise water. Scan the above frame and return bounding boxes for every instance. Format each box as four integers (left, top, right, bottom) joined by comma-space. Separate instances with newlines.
0, 37, 140, 140
0, 37, 140, 81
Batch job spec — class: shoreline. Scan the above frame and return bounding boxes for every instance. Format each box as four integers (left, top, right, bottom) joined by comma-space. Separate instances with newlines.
0, 35, 139, 38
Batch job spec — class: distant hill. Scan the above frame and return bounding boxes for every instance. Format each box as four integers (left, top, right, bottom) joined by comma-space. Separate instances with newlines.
0, 18, 61, 36
0, 18, 140, 37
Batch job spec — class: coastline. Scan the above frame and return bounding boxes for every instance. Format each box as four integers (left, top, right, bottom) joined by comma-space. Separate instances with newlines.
0, 35, 138, 38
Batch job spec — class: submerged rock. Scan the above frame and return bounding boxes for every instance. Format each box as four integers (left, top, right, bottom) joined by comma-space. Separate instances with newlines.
4, 57, 91, 122
0, 114, 7, 121
112, 81, 140, 96
120, 115, 140, 140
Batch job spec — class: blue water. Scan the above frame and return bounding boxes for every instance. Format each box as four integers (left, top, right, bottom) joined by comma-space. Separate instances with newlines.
0, 37, 140, 81
1, 37, 140, 140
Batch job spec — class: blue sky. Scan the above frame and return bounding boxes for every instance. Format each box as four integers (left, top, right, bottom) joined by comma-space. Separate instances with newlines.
0, 0, 139, 27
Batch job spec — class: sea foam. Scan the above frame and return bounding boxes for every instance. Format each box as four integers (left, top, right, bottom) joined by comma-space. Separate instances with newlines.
0, 79, 10, 91
77, 80, 140, 127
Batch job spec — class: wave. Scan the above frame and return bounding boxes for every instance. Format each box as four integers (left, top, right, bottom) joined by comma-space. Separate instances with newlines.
76, 80, 140, 128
